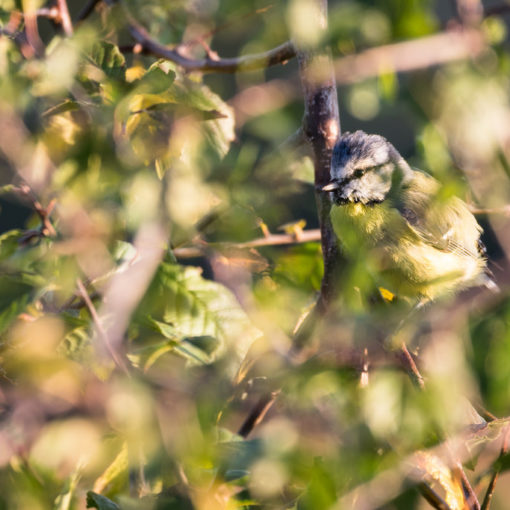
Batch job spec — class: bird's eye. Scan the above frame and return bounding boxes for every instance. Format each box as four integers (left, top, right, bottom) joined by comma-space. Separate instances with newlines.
354, 169, 364, 178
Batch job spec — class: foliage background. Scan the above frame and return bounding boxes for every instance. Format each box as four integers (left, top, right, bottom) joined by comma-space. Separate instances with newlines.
1, 0, 510, 509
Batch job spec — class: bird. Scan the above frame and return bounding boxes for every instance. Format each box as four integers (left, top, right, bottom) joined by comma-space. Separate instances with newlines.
322, 130, 494, 307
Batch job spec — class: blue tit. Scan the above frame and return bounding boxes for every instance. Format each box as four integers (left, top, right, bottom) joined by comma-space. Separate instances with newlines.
323, 130, 494, 305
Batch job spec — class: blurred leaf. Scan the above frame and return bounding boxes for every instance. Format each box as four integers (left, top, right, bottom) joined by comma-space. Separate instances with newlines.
90, 41, 126, 80
138, 63, 176, 93
86, 492, 121, 510
93, 442, 129, 496
0, 229, 22, 261
297, 458, 337, 510
133, 263, 261, 369
172, 79, 235, 158
0, 275, 35, 334
54, 468, 81, 510
0, 184, 16, 194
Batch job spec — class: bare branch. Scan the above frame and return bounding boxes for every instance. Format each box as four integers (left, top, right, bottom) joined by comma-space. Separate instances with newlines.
335, 28, 486, 84
56, 0, 74, 36
238, 390, 281, 438
455, 0, 483, 25
173, 229, 321, 259
419, 483, 453, 510
485, 4, 510, 17
77, 0, 103, 21
481, 425, 510, 510
455, 462, 481, 510
126, 18, 296, 73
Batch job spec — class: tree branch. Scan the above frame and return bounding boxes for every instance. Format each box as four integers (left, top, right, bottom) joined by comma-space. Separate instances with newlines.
481, 425, 510, 510
77, 0, 103, 21
126, 18, 296, 73
56, 0, 74, 36
335, 28, 486, 84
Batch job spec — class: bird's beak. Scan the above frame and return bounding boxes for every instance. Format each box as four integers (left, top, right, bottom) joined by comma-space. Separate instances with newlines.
322, 181, 340, 192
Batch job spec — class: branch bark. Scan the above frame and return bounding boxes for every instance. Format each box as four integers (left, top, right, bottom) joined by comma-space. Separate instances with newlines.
296, 4, 341, 307
126, 18, 296, 73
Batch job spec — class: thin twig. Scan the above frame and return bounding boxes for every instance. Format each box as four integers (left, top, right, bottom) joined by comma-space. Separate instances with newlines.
418, 483, 453, 510
481, 425, 510, 510
237, 390, 281, 438
22, 3, 44, 57
7, 184, 57, 241
127, 20, 296, 73
173, 229, 321, 259
76, 278, 130, 375
455, 462, 481, 510
56, 0, 74, 36
100, 0, 295, 73
469, 205, 510, 217
397, 342, 425, 389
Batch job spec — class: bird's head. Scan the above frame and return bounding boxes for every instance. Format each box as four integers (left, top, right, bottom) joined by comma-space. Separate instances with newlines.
323, 131, 412, 205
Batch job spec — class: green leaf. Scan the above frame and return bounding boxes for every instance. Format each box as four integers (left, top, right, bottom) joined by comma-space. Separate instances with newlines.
90, 41, 126, 80
133, 263, 261, 370
0, 275, 35, 334
0, 230, 22, 261
86, 492, 121, 510
0, 184, 16, 194
172, 79, 235, 158
138, 64, 176, 93
54, 468, 81, 510
92, 442, 129, 496
42, 99, 80, 118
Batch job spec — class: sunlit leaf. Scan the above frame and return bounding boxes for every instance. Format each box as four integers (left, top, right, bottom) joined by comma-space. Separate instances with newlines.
133, 262, 261, 370
93, 442, 129, 496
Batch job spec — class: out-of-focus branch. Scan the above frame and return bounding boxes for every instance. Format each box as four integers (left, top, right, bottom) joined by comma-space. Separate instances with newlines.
485, 4, 510, 17
22, 3, 44, 57
237, 0, 341, 440
469, 205, 510, 217
1, 184, 56, 242
481, 425, 510, 510
335, 28, 486, 84
126, 18, 296, 73
297, 11, 341, 308
56, 0, 74, 36
77, 0, 103, 20
87, 0, 296, 73
455, 0, 483, 25
174, 229, 321, 258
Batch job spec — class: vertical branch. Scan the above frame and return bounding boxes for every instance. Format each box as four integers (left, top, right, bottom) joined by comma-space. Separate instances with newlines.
237, 0, 341, 437
295, 0, 341, 308
56, 0, 74, 36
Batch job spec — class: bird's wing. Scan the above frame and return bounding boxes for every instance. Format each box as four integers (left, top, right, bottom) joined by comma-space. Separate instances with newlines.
395, 173, 482, 259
